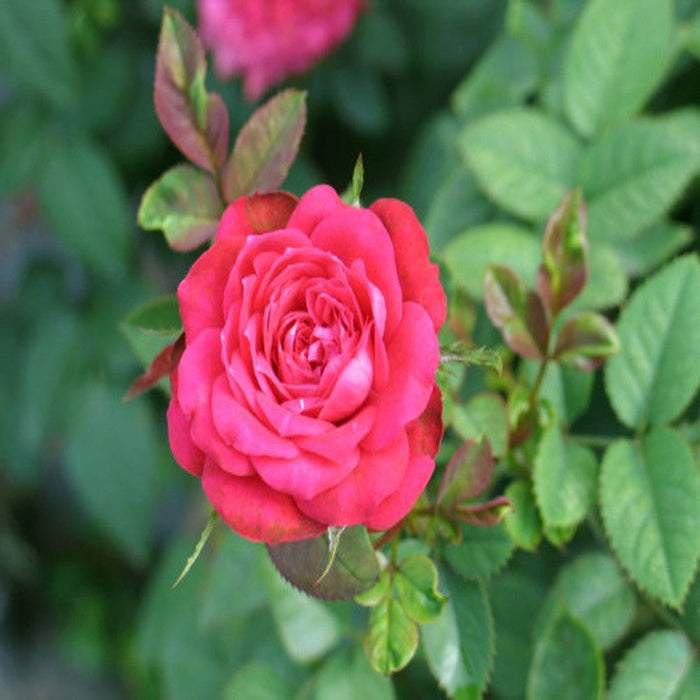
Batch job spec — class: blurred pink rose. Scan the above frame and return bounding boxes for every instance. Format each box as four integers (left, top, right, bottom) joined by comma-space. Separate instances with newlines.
167, 186, 446, 544
197, 0, 365, 100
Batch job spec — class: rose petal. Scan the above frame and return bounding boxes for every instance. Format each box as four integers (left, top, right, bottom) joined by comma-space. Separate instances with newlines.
363, 453, 434, 531
296, 430, 410, 526
211, 375, 299, 458
256, 390, 329, 437
287, 184, 347, 234
371, 198, 447, 333
363, 302, 440, 451
177, 329, 253, 476
179, 238, 243, 340
309, 206, 403, 339
252, 444, 360, 502
318, 344, 374, 422
295, 406, 376, 460
167, 398, 204, 477
405, 384, 444, 459
202, 459, 325, 544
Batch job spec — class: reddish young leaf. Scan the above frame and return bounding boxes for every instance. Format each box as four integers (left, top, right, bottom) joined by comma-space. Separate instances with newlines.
455, 496, 514, 527
154, 8, 229, 173
553, 311, 620, 371
244, 191, 299, 234
537, 189, 589, 317
484, 265, 550, 359
222, 89, 306, 202
437, 437, 494, 508
123, 333, 184, 401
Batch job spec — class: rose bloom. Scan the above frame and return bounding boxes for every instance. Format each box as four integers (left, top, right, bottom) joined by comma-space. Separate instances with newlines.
197, 0, 364, 100
167, 185, 446, 544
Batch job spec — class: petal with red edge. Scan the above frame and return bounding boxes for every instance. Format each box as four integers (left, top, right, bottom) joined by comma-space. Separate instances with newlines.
297, 430, 409, 527
363, 302, 440, 451
371, 199, 447, 333
405, 385, 444, 459
178, 238, 243, 340
215, 197, 255, 242
363, 453, 434, 531
309, 207, 403, 339
167, 398, 204, 477
202, 459, 325, 544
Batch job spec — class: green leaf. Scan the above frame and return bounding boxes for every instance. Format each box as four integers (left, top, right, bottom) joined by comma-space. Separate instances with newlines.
451, 392, 509, 458
355, 570, 391, 608
267, 525, 379, 601
424, 168, 496, 252
503, 479, 542, 551
522, 361, 594, 425
444, 522, 515, 581
570, 242, 628, 311
314, 648, 395, 700
171, 511, 219, 589
363, 594, 418, 675
438, 437, 494, 508
608, 630, 695, 700
451, 34, 539, 121
681, 574, 700, 643
138, 165, 223, 251
563, 0, 673, 138
534, 423, 597, 529
600, 428, 700, 607
0, 0, 76, 108
395, 555, 446, 624
488, 571, 546, 699
0, 99, 50, 195
223, 662, 294, 700
615, 220, 693, 279
422, 569, 494, 698
444, 222, 540, 301
154, 7, 229, 173
484, 265, 550, 359
527, 607, 604, 700
260, 554, 342, 664
538, 552, 636, 650
460, 108, 582, 222
123, 296, 182, 337
605, 255, 700, 429
63, 383, 158, 564
537, 189, 588, 317
223, 89, 306, 202
39, 136, 130, 281
200, 533, 267, 630
553, 312, 620, 371
579, 120, 700, 243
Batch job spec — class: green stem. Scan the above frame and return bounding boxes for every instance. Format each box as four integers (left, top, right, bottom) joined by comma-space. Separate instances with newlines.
529, 357, 550, 408
566, 434, 617, 449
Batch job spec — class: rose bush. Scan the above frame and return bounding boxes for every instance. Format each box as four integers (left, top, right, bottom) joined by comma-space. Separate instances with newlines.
167, 185, 446, 543
197, 0, 364, 100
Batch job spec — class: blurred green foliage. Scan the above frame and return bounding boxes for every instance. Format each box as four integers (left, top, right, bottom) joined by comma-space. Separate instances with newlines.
2, 0, 700, 697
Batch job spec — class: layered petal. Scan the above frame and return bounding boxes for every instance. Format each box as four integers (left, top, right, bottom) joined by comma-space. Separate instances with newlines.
363, 302, 440, 451
296, 429, 410, 526
178, 238, 243, 340
166, 398, 204, 477
309, 205, 403, 339
202, 459, 325, 544
371, 198, 447, 333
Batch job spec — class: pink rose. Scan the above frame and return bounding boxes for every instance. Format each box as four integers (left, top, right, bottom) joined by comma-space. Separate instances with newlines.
197, 0, 364, 100
167, 185, 446, 544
